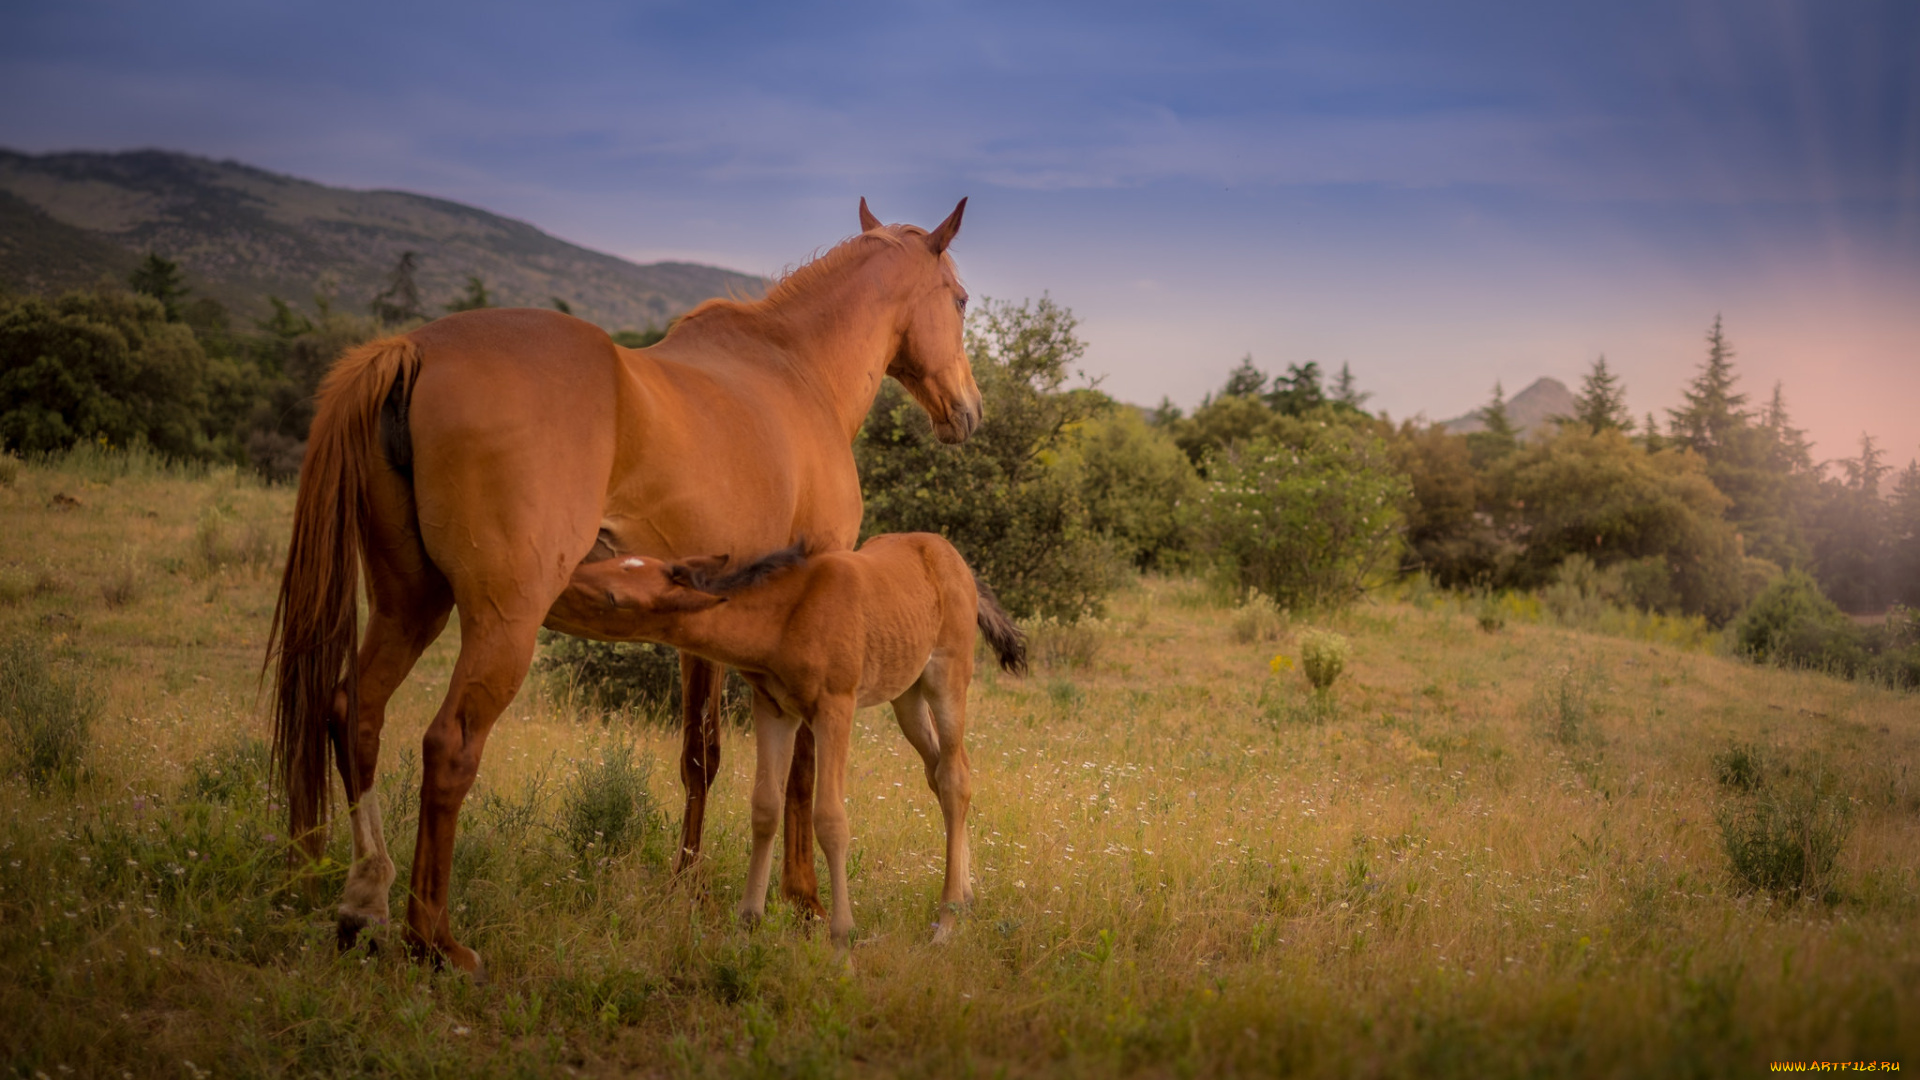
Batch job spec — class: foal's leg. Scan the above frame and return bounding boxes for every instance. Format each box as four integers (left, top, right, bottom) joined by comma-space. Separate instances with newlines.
674, 655, 725, 873
810, 697, 859, 946
741, 691, 800, 927
895, 665, 975, 942
403, 611, 542, 976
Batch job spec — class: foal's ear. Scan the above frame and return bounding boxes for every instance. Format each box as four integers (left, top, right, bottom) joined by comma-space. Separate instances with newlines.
858, 197, 883, 233
927, 197, 967, 254
679, 553, 732, 576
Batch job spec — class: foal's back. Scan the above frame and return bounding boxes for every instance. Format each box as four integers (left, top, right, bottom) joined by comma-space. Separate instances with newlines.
810, 533, 977, 707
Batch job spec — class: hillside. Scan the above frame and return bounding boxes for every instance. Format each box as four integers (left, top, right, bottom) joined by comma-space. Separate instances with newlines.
0, 148, 764, 329
1441, 376, 1576, 436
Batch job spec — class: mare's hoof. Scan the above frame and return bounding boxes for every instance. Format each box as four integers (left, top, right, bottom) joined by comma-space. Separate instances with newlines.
786, 891, 829, 922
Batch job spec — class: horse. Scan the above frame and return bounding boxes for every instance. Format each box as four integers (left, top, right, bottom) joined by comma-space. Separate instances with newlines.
268, 199, 978, 975
545, 534, 1028, 945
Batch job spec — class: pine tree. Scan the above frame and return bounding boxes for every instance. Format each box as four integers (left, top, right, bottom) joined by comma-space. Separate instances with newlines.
128, 252, 190, 322
1814, 433, 1894, 612
1890, 458, 1920, 607
1466, 381, 1518, 468
444, 275, 492, 314
1759, 381, 1814, 475
1219, 355, 1267, 399
1568, 355, 1631, 433
1333, 362, 1372, 411
1667, 315, 1749, 457
1265, 361, 1328, 416
370, 252, 425, 324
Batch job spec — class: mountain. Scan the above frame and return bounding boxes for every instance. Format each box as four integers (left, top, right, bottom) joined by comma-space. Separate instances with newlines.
0, 148, 764, 329
1441, 377, 1577, 437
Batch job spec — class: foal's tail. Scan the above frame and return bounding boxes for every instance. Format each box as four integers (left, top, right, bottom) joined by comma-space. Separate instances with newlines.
266, 335, 422, 860
973, 576, 1028, 676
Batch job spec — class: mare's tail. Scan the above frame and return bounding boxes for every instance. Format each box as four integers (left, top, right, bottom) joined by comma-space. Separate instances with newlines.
973, 576, 1028, 676
265, 336, 422, 860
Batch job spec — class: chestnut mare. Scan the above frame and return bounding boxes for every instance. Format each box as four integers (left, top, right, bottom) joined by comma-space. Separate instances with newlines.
268, 199, 978, 974
545, 535, 1028, 946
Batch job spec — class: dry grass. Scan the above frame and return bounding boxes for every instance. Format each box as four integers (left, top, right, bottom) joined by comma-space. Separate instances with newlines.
0, 451, 1915, 1078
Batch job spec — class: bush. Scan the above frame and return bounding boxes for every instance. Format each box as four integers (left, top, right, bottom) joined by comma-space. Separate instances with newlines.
100, 548, 143, 608
1023, 617, 1104, 672
1728, 571, 1863, 674
1711, 743, 1767, 794
856, 296, 1125, 620
0, 449, 18, 487
1199, 414, 1409, 610
560, 742, 662, 865
1298, 630, 1351, 692
1530, 660, 1595, 745
0, 634, 98, 790
1718, 757, 1850, 903
186, 735, 271, 805
1062, 408, 1201, 571
1231, 591, 1287, 644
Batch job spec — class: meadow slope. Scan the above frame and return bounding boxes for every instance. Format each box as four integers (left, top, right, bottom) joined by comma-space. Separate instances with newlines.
1, 453, 1915, 1078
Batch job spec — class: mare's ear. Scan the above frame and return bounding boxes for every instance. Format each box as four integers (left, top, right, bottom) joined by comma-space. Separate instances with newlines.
927, 197, 966, 254
858, 197, 883, 233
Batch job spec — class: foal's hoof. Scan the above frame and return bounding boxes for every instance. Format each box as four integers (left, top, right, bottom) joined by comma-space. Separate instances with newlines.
336, 913, 384, 954
786, 890, 829, 922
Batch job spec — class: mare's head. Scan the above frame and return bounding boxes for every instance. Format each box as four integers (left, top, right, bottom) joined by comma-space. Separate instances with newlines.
551, 556, 727, 640
862, 198, 983, 444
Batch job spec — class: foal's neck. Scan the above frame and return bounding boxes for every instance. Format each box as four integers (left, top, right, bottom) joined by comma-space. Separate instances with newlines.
660, 576, 817, 677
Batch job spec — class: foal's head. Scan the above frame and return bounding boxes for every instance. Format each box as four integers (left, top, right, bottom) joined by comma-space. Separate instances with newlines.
863, 198, 983, 444
554, 556, 728, 638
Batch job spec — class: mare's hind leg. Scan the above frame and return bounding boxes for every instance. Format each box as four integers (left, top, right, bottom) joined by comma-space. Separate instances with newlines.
334, 462, 454, 951
674, 656, 725, 873
780, 726, 827, 919
404, 607, 546, 976
332, 598, 450, 950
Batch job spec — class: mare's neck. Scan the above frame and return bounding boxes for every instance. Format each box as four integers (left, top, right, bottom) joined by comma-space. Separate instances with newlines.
758, 243, 909, 439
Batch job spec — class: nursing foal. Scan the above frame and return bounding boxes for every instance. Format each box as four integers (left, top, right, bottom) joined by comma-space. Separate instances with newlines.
545, 533, 1026, 944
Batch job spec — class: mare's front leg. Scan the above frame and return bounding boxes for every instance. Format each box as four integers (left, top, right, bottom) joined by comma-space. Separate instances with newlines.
674, 655, 725, 873
810, 696, 859, 946
741, 690, 800, 926
404, 611, 541, 977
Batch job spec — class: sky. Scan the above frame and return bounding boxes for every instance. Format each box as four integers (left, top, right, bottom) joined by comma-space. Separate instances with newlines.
4, 0, 1917, 465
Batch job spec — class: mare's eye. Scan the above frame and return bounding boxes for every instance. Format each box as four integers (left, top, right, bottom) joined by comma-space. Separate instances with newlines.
955, 295, 968, 313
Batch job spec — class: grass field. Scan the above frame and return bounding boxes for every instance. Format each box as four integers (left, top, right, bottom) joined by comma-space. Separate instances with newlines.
2, 451, 1916, 1078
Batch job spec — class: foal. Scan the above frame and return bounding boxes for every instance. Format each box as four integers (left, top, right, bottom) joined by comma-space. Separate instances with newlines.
546, 533, 1026, 944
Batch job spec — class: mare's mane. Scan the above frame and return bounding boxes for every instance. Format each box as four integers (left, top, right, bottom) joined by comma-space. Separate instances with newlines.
674, 226, 921, 329
677, 541, 810, 594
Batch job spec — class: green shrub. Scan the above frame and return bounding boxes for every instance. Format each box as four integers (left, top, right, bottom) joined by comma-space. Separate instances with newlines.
1230, 590, 1287, 644
560, 742, 662, 866
0, 634, 98, 790
1062, 408, 1202, 571
1530, 660, 1595, 745
0, 449, 18, 487
856, 296, 1126, 620
1711, 743, 1767, 794
539, 632, 683, 716
100, 548, 143, 609
1298, 630, 1351, 692
1718, 758, 1850, 902
1475, 591, 1505, 633
1199, 415, 1409, 610
1024, 616, 1103, 672
1728, 571, 1863, 674
186, 507, 272, 580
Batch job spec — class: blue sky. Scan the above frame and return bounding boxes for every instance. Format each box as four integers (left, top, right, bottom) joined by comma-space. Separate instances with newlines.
4, 0, 1916, 463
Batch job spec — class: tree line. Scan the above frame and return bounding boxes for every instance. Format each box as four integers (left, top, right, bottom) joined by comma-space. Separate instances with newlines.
0, 252, 662, 478
3, 259, 1913, 682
